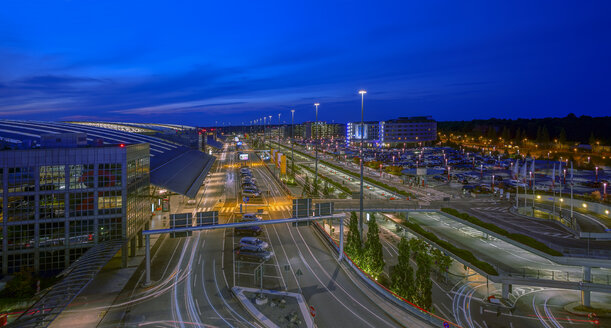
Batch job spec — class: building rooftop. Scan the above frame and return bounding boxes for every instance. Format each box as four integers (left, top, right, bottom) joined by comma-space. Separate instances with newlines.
0, 120, 214, 198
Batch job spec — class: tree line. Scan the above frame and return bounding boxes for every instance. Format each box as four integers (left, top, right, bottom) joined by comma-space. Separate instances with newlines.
438, 114, 610, 145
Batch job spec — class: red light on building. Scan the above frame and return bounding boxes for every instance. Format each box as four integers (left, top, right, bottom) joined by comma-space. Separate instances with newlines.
119, 144, 125, 148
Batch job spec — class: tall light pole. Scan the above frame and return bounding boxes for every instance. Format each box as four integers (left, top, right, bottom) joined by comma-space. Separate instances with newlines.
268, 115, 272, 147
263, 117, 266, 150
314, 102, 320, 197
291, 109, 295, 176
278, 113, 282, 141
358, 90, 366, 241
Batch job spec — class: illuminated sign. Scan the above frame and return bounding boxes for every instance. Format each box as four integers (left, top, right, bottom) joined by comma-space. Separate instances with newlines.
239, 153, 249, 160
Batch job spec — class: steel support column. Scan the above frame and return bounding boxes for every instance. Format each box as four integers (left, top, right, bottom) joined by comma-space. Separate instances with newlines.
145, 234, 151, 286
582, 266, 591, 307
339, 216, 344, 261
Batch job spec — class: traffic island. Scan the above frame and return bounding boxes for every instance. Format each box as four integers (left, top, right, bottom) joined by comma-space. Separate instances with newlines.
564, 301, 611, 318
232, 286, 314, 328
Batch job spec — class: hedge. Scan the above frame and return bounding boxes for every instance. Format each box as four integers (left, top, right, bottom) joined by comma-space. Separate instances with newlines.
299, 164, 351, 195
403, 220, 499, 276
440, 208, 563, 257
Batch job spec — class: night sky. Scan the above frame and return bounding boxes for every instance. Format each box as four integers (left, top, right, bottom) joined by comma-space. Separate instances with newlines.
1, 1, 610, 125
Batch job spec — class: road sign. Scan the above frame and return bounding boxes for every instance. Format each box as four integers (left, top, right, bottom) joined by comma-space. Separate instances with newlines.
243, 196, 250, 203
315, 202, 334, 217
196, 211, 218, 226
309, 306, 316, 318
292, 198, 312, 218
295, 269, 303, 276
170, 213, 192, 238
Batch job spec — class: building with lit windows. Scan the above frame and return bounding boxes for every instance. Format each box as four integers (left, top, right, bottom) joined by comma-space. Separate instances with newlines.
380, 116, 437, 146
346, 121, 380, 147
346, 116, 437, 147
0, 120, 215, 275
0, 138, 150, 274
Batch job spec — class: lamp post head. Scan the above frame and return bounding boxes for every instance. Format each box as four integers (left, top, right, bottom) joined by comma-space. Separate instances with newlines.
314, 103, 320, 107
358, 90, 367, 95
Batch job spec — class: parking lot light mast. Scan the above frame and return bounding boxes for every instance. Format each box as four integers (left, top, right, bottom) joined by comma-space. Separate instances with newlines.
263, 117, 266, 150
358, 90, 366, 241
268, 115, 272, 147
314, 103, 320, 197
278, 113, 281, 141
291, 109, 295, 175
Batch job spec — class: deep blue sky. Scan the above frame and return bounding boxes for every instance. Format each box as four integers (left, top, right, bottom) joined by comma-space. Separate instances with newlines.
1, 1, 610, 125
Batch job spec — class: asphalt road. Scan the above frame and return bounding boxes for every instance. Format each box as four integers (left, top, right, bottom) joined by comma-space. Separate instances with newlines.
100, 142, 432, 327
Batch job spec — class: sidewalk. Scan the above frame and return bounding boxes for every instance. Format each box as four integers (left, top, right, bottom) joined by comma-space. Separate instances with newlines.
49, 215, 166, 328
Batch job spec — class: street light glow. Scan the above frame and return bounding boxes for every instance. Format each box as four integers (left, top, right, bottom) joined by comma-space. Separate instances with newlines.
358, 90, 367, 95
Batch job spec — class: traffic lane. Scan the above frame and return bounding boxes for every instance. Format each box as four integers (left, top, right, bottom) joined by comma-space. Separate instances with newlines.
197, 229, 258, 328
536, 202, 608, 233
409, 212, 564, 274
256, 166, 401, 327
255, 157, 430, 327
271, 221, 404, 328
453, 202, 611, 252
102, 237, 188, 326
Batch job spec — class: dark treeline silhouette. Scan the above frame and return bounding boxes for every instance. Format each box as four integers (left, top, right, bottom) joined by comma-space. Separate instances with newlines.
438, 114, 611, 145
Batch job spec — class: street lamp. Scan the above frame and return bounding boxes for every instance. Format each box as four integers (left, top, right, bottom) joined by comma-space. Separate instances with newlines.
358, 90, 366, 241
595, 166, 599, 182
291, 109, 295, 176
492, 174, 495, 192
278, 113, 282, 141
263, 117, 266, 150
314, 102, 320, 196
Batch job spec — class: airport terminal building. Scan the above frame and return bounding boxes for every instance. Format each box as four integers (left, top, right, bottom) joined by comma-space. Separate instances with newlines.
0, 138, 149, 273
0, 121, 215, 275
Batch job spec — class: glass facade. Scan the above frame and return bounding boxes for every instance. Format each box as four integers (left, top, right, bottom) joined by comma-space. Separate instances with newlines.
0, 144, 150, 274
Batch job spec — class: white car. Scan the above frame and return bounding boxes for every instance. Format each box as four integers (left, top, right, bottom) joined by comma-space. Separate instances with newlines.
239, 237, 269, 251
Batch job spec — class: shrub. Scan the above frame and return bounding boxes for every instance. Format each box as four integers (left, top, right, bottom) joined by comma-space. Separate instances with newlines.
404, 221, 499, 276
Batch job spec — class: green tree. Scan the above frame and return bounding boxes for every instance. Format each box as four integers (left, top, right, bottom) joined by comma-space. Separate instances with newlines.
501, 126, 510, 141
558, 128, 567, 146
431, 248, 452, 282
391, 237, 415, 302
486, 126, 496, 140
5, 269, 36, 299
589, 132, 596, 146
346, 212, 362, 264
414, 250, 433, 310
407, 237, 428, 256
363, 213, 385, 278
302, 176, 311, 197
322, 181, 330, 197
541, 126, 550, 144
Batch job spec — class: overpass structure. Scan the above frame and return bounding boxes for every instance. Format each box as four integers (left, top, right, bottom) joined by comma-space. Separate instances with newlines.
333, 206, 611, 307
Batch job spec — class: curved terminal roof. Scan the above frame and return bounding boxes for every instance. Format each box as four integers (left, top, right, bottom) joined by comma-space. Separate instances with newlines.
0, 120, 214, 198
68, 121, 196, 133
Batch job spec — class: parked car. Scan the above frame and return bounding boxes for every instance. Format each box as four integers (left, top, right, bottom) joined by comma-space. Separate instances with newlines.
234, 225, 262, 236
242, 188, 261, 197
242, 182, 257, 189
242, 213, 261, 221
235, 247, 273, 262
239, 237, 269, 251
